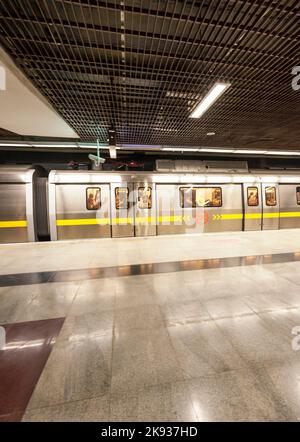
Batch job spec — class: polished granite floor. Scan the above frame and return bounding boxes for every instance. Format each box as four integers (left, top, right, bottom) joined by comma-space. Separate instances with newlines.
1, 230, 300, 421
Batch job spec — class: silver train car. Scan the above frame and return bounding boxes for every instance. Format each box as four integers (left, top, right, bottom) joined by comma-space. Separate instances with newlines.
47, 170, 300, 241
0, 166, 48, 243
1, 167, 300, 243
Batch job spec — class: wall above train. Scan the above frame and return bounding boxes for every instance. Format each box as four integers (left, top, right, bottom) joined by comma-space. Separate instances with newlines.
155, 160, 248, 173
3, 150, 300, 173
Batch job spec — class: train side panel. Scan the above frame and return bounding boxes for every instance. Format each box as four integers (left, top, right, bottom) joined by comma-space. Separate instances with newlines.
110, 182, 134, 238
0, 166, 48, 243
55, 184, 111, 240
243, 183, 262, 231
279, 184, 300, 229
262, 183, 280, 230
156, 184, 243, 235
0, 183, 28, 243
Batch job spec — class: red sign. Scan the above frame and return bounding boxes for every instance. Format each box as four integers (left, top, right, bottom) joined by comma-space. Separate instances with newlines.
194, 212, 209, 225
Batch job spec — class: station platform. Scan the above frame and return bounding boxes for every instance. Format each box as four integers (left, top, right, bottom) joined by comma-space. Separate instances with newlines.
1, 229, 300, 421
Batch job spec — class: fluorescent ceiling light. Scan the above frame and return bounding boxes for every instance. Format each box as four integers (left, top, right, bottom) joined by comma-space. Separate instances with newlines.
117, 144, 157, 148
162, 147, 199, 152
34, 144, 78, 148
199, 148, 235, 153
0, 143, 31, 147
266, 151, 300, 156
78, 144, 119, 150
235, 150, 267, 154
189, 82, 230, 118
118, 144, 159, 149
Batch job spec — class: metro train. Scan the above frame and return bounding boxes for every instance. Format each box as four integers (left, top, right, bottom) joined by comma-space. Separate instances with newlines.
1, 165, 300, 243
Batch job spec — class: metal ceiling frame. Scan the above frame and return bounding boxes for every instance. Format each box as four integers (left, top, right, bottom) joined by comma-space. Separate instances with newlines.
0, 0, 300, 149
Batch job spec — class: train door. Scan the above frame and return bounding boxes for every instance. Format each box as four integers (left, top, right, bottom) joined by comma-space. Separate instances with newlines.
55, 184, 111, 240
261, 183, 279, 230
111, 183, 134, 237
243, 184, 262, 231
134, 183, 156, 236
279, 184, 300, 229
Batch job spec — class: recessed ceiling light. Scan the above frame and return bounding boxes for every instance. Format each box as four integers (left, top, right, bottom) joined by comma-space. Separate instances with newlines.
206, 132, 216, 136
189, 82, 230, 119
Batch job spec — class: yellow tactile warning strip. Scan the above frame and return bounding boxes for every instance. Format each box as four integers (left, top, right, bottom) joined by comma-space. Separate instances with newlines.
55, 211, 300, 227
0, 221, 28, 228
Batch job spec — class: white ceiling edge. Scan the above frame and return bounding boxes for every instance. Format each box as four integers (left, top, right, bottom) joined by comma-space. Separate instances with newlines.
0, 47, 79, 138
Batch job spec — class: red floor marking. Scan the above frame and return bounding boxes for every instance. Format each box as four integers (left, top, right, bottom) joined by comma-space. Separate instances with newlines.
0, 318, 65, 422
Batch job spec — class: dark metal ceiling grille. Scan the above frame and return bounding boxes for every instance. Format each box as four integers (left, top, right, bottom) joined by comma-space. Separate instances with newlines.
1, 0, 300, 149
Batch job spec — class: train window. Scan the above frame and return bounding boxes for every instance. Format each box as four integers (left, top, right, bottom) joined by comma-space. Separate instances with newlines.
86, 187, 101, 210
180, 187, 193, 208
297, 187, 300, 205
265, 186, 277, 206
196, 187, 222, 207
138, 187, 152, 209
179, 187, 222, 208
115, 187, 129, 209
247, 187, 259, 206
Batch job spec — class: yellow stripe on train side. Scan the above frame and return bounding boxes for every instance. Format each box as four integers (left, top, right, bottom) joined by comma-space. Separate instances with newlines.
56, 211, 300, 227
218, 214, 243, 220
280, 212, 300, 218
218, 212, 300, 220
157, 215, 191, 223
245, 213, 262, 219
214, 213, 279, 220
0, 220, 28, 228
263, 212, 280, 218
219, 212, 300, 220
2, 212, 300, 230
56, 218, 110, 226
113, 217, 134, 225
57, 217, 153, 226
135, 216, 157, 224
56, 215, 193, 226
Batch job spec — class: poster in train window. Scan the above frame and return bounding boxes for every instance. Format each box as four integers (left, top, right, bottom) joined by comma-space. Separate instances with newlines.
247, 187, 259, 206
195, 187, 222, 207
115, 187, 129, 209
297, 187, 300, 205
265, 186, 277, 206
138, 187, 152, 209
86, 187, 101, 210
180, 187, 222, 208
